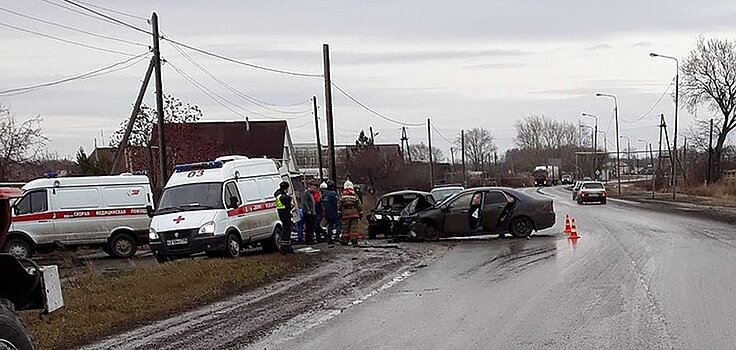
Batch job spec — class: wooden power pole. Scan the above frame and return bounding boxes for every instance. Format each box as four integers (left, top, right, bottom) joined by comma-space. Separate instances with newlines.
151, 12, 168, 189
312, 96, 324, 182
427, 118, 434, 188
322, 44, 337, 183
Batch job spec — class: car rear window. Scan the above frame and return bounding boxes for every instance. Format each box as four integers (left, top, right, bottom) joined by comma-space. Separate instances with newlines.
582, 183, 605, 189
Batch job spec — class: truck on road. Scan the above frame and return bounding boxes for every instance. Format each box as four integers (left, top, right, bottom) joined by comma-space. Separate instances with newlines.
532, 165, 561, 187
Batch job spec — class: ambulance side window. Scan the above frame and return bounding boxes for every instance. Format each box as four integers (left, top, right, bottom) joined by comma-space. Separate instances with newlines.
240, 179, 261, 203
224, 182, 241, 207
256, 178, 274, 201
15, 190, 48, 215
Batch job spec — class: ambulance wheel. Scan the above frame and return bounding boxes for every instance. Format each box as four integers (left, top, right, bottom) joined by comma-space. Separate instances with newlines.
262, 227, 280, 253
108, 233, 137, 259
3, 237, 33, 259
224, 233, 241, 258
0, 299, 35, 350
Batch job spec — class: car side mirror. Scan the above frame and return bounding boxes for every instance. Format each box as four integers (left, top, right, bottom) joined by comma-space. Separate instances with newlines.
440, 204, 449, 211
146, 205, 154, 218
228, 196, 240, 209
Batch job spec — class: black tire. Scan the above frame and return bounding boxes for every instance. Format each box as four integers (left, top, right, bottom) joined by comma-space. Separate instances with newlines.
155, 255, 170, 264
2, 237, 33, 259
262, 227, 280, 253
601, 199, 607, 205
0, 299, 35, 350
509, 217, 534, 238
422, 222, 439, 242
107, 233, 137, 259
224, 233, 241, 258
368, 226, 377, 239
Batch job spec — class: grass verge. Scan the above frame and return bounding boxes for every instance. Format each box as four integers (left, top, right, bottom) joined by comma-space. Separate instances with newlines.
614, 182, 736, 207
23, 253, 318, 350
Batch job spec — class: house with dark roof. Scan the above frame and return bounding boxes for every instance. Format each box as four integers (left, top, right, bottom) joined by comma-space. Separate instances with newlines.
97, 120, 300, 175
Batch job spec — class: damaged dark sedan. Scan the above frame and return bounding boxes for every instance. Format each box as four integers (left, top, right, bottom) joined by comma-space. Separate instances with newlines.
368, 190, 435, 239
397, 187, 555, 240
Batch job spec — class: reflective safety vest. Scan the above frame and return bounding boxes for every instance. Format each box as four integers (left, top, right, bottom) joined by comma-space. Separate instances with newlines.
275, 194, 286, 210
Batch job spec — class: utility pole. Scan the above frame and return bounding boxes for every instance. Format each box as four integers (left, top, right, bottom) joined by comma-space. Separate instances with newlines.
400, 127, 411, 162
708, 118, 714, 185
151, 12, 167, 190
461, 129, 466, 187
111, 58, 155, 174
650, 142, 655, 199
322, 44, 337, 183
369, 126, 375, 144
450, 147, 455, 175
312, 96, 324, 182
427, 118, 434, 188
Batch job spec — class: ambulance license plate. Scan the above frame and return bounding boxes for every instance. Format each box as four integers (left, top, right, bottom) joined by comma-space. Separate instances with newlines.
167, 238, 188, 246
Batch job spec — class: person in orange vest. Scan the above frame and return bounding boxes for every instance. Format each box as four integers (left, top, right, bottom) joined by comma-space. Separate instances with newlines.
339, 180, 363, 245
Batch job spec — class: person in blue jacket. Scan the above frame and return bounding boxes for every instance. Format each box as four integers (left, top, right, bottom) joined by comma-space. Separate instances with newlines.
321, 180, 340, 244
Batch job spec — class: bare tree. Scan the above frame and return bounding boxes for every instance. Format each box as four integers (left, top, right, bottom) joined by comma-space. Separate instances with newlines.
409, 142, 445, 163
0, 105, 48, 181
681, 37, 736, 181
455, 127, 497, 171
515, 115, 581, 150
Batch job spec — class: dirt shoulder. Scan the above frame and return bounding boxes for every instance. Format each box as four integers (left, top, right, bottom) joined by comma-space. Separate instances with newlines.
73, 240, 447, 350
609, 191, 736, 225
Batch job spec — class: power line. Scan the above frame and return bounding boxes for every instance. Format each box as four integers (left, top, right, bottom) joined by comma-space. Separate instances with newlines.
59, 0, 151, 35
37, 0, 133, 29
164, 38, 322, 78
0, 51, 150, 96
621, 78, 675, 124
50, 0, 323, 78
0, 6, 147, 47
330, 82, 425, 127
431, 124, 453, 144
73, 0, 148, 21
166, 41, 312, 115
0, 21, 137, 56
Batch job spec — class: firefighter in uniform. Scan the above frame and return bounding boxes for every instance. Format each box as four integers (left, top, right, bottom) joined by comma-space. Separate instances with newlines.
339, 180, 364, 245
274, 181, 294, 254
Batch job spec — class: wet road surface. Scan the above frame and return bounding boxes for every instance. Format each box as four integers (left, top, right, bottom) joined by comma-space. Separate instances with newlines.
255, 186, 736, 349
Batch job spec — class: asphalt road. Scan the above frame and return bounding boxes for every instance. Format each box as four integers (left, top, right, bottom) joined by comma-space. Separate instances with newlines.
253, 186, 736, 350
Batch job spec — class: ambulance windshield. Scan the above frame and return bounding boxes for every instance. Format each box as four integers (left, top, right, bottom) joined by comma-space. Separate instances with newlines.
157, 183, 224, 214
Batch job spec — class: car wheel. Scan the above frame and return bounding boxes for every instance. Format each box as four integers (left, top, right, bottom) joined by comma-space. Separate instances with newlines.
224, 233, 241, 258
509, 217, 534, 238
108, 233, 137, 259
601, 199, 607, 205
368, 226, 377, 239
422, 222, 439, 242
3, 237, 33, 259
155, 255, 170, 264
262, 227, 280, 252
0, 299, 34, 350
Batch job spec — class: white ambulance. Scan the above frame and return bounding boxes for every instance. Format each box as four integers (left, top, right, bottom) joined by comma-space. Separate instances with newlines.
148, 155, 294, 262
3, 174, 154, 259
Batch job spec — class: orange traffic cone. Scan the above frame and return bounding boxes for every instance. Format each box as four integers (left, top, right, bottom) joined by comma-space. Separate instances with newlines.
569, 219, 579, 240
564, 215, 572, 235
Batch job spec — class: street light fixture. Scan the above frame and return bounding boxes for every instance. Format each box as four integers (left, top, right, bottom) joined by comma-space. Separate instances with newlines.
650, 52, 679, 200
596, 93, 621, 194
581, 113, 598, 151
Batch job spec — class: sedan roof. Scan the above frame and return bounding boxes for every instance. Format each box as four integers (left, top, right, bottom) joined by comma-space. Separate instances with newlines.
381, 190, 430, 198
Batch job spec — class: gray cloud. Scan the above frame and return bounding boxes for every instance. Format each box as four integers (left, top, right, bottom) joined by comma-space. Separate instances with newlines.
462, 62, 528, 70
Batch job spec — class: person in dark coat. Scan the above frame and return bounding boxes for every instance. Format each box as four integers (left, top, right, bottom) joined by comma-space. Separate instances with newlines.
321, 181, 340, 244
300, 182, 317, 245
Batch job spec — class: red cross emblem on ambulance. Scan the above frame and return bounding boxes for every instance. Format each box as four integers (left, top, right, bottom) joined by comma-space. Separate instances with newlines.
173, 216, 186, 224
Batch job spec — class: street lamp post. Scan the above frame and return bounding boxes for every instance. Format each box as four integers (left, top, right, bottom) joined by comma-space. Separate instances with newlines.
620, 135, 631, 176
638, 139, 649, 167
598, 130, 607, 182
596, 93, 621, 194
580, 124, 595, 178
650, 52, 679, 200
582, 112, 599, 179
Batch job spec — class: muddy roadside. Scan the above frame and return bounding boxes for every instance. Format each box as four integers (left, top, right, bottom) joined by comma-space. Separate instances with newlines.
77, 240, 451, 350
608, 194, 736, 225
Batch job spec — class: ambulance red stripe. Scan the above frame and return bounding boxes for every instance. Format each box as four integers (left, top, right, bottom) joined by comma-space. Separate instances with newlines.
227, 201, 276, 217
13, 207, 149, 222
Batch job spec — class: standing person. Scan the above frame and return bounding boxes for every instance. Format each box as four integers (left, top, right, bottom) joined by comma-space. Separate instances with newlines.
300, 182, 317, 245
339, 180, 364, 245
313, 182, 325, 242
274, 181, 294, 255
321, 181, 339, 244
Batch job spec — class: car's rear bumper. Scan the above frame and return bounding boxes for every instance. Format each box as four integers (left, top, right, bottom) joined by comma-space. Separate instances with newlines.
578, 195, 606, 203
535, 212, 556, 231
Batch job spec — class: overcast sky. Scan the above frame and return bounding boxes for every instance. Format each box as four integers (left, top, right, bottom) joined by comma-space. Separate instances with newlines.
1, 0, 735, 162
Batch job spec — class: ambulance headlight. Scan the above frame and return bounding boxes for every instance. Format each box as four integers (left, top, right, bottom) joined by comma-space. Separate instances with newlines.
148, 228, 159, 240
198, 221, 216, 235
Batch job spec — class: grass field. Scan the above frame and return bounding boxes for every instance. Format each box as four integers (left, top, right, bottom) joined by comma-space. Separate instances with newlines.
23, 253, 317, 350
